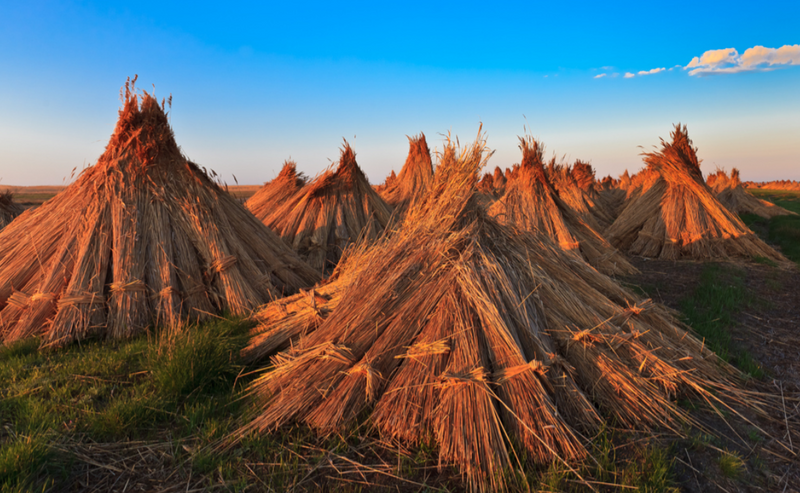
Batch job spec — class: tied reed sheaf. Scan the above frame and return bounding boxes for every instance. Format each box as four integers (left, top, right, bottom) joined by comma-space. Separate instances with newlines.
605, 124, 789, 261
240, 131, 764, 492
257, 142, 393, 274
709, 168, 797, 219
0, 78, 319, 347
245, 160, 308, 221
548, 159, 616, 230
488, 136, 637, 276
378, 133, 434, 215
0, 191, 24, 229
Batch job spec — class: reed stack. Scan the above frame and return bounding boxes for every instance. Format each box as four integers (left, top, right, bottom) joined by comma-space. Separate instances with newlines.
241, 132, 761, 492
0, 79, 319, 347
605, 124, 787, 261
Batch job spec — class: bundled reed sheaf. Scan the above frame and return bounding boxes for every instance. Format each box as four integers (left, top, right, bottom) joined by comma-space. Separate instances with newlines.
0, 80, 320, 347
378, 133, 434, 214
245, 160, 307, 221
259, 142, 393, 274
710, 168, 796, 219
488, 136, 636, 276
605, 124, 787, 261
241, 133, 759, 492
549, 160, 616, 229
0, 191, 24, 229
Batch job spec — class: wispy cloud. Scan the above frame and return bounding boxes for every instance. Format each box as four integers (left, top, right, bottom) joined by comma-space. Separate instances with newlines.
594, 73, 607, 79
686, 44, 800, 76
637, 67, 665, 76
623, 72, 635, 78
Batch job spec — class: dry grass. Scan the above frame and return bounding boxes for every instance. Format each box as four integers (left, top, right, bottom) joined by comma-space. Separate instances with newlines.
489, 136, 637, 276
0, 78, 320, 348
605, 124, 789, 262
239, 130, 768, 492
710, 168, 797, 219
258, 142, 393, 275
246, 160, 308, 220
378, 133, 434, 216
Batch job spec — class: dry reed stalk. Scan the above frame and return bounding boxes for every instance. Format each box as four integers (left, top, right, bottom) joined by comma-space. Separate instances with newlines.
605, 125, 789, 262
245, 160, 307, 221
488, 136, 636, 276
713, 168, 796, 219
379, 133, 434, 215
550, 160, 616, 229
0, 79, 319, 347
260, 143, 393, 274
0, 192, 23, 229
241, 129, 764, 492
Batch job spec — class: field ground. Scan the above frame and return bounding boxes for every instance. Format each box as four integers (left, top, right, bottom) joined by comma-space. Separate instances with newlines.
1, 185, 260, 208
1, 191, 800, 492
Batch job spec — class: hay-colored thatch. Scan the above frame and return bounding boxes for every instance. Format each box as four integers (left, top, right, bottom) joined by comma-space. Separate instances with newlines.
259, 142, 393, 274
0, 82, 320, 347
489, 136, 636, 276
373, 170, 396, 194
245, 160, 307, 221
0, 192, 23, 229
241, 133, 756, 492
712, 168, 796, 219
605, 125, 787, 261
378, 133, 434, 214
549, 160, 616, 229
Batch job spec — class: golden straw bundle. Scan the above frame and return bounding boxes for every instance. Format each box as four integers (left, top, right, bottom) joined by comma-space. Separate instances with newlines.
489, 136, 636, 276
605, 124, 788, 261
245, 160, 307, 221
713, 168, 796, 219
0, 78, 320, 347
378, 133, 434, 215
259, 142, 393, 274
241, 131, 756, 492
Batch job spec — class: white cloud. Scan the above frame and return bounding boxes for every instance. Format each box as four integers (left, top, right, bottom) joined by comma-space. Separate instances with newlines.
594, 73, 607, 79
623, 72, 635, 78
686, 44, 800, 76
637, 67, 665, 76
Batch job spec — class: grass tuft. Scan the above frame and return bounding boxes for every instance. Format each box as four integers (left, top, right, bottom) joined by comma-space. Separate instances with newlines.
679, 263, 763, 378
718, 449, 745, 478
148, 318, 249, 400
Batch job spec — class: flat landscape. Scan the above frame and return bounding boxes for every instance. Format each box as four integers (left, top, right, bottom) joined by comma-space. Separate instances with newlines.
1, 184, 798, 493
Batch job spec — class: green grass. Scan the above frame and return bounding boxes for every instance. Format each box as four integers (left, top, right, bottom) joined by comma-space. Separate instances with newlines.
718, 449, 745, 479
679, 263, 763, 378
0, 317, 253, 490
745, 190, 800, 265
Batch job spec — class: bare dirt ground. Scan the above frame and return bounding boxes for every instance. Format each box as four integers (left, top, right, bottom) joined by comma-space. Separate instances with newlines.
625, 257, 800, 492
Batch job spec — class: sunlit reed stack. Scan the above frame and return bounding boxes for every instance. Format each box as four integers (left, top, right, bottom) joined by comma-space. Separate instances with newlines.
605, 124, 788, 262
240, 132, 762, 492
489, 136, 636, 276
256, 142, 393, 274
0, 79, 319, 347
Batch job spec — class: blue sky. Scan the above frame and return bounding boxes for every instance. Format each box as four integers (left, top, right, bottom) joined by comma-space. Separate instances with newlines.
1, 1, 798, 185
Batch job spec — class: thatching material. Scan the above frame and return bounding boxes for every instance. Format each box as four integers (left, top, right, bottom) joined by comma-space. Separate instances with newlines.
0, 83, 319, 347
259, 142, 393, 274
245, 160, 307, 221
550, 160, 616, 229
0, 192, 23, 229
488, 137, 636, 276
373, 170, 396, 194
714, 168, 796, 219
242, 133, 755, 492
378, 134, 434, 214
619, 169, 631, 190
605, 125, 787, 261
